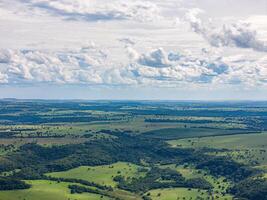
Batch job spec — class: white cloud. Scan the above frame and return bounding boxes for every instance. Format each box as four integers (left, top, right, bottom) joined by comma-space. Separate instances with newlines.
137, 48, 171, 68
0, 48, 106, 84
24, 0, 161, 22
185, 8, 267, 52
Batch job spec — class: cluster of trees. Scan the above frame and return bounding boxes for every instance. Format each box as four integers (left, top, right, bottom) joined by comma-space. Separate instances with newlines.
69, 185, 104, 196
45, 177, 112, 191
0, 177, 30, 190
195, 157, 256, 182
0, 131, 17, 138
230, 178, 267, 200
116, 167, 212, 193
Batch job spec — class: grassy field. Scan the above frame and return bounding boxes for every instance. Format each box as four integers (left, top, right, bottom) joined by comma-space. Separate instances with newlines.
168, 132, 267, 166
0, 180, 111, 200
168, 132, 267, 149
47, 162, 148, 187
0, 111, 250, 139
143, 127, 254, 140
0, 120, 191, 139
0, 137, 90, 146
145, 188, 233, 200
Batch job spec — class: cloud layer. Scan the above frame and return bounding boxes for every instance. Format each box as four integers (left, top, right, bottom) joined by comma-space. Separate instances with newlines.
0, 46, 266, 87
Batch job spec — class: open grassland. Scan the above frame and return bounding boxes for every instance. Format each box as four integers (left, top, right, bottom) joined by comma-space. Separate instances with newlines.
0, 108, 251, 140
143, 127, 254, 140
254, 165, 267, 172
207, 149, 267, 165
0, 119, 192, 138
0, 180, 111, 200
0, 137, 89, 146
47, 162, 148, 187
168, 132, 267, 166
168, 132, 267, 149
145, 188, 233, 200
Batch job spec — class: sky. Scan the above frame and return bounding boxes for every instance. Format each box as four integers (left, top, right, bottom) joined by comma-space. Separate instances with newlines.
0, 0, 267, 100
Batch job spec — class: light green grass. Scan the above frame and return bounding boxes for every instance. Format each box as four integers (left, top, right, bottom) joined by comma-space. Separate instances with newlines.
0, 117, 191, 138
146, 188, 233, 200
254, 165, 267, 172
47, 162, 148, 187
143, 126, 252, 140
168, 132, 267, 149
0, 180, 111, 200
168, 132, 267, 166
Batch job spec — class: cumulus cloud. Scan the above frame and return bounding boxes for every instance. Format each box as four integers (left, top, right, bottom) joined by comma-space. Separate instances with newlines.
129, 47, 267, 86
185, 8, 267, 52
137, 48, 171, 68
0, 46, 266, 87
0, 48, 106, 84
24, 0, 161, 22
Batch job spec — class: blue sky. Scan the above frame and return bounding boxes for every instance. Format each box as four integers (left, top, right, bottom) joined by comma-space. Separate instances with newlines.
0, 0, 267, 99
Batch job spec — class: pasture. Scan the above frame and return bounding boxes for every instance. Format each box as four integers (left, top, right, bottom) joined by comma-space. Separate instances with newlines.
47, 162, 148, 187
0, 180, 111, 200
168, 132, 267, 166
145, 188, 233, 200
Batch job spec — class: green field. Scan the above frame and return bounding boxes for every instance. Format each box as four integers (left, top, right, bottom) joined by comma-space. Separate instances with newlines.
168, 132, 267, 166
0, 180, 111, 200
145, 188, 233, 200
143, 127, 253, 140
47, 162, 148, 187
168, 132, 267, 149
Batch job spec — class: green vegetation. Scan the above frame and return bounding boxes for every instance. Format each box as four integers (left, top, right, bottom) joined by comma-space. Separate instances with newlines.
159, 164, 231, 195
168, 132, 267, 166
143, 127, 253, 140
230, 178, 267, 200
1, 100, 267, 200
0, 177, 30, 190
168, 132, 267, 150
145, 188, 233, 200
47, 162, 147, 187
0, 180, 111, 200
